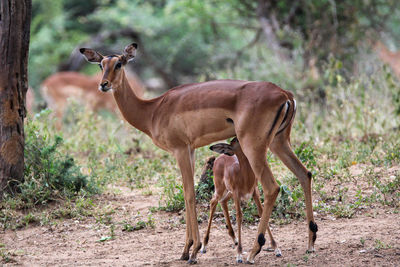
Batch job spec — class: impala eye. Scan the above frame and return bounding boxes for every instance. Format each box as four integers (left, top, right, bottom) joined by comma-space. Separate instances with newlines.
98, 64, 103, 70
115, 62, 122, 69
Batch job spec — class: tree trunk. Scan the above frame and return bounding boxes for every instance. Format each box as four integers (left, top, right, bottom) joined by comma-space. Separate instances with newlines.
0, 0, 32, 197
256, 0, 288, 60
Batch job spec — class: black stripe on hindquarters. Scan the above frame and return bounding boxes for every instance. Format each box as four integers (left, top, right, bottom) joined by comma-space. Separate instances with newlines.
267, 102, 287, 138
276, 100, 294, 135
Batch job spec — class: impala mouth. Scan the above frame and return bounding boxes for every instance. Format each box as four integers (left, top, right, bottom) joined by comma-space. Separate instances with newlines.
99, 86, 112, 92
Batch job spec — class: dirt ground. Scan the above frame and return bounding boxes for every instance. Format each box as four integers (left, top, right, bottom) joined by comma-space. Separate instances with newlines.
1, 187, 399, 267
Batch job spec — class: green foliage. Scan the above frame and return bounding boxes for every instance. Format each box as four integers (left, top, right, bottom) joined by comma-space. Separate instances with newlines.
0, 243, 13, 264
374, 239, 392, 250
195, 168, 214, 203
121, 213, 155, 232
158, 174, 185, 212
20, 110, 97, 208
367, 171, 400, 207
383, 140, 400, 165
294, 142, 318, 172
271, 180, 305, 222
241, 201, 260, 224
30, 1, 86, 88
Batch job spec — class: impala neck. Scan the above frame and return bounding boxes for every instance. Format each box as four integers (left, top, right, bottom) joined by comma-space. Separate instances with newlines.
112, 72, 153, 137
235, 150, 255, 180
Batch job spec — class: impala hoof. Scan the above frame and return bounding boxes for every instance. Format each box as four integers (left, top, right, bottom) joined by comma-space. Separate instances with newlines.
188, 258, 197, 265
237, 254, 243, 263
180, 253, 190, 261
275, 248, 282, 257
306, 248, 315, 254
200, 246, 207, 254
231, 237, 238, 246
246, 255, 255, 265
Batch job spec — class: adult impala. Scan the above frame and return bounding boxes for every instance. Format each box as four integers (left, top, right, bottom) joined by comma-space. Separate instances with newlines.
80, 43, 318, 264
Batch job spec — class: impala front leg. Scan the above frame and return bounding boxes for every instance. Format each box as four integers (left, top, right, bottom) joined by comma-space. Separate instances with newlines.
180, 203, 193, 260
175, 147, 201, 264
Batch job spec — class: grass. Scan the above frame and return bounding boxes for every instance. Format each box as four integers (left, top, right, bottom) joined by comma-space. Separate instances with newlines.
121, 213, 155, 232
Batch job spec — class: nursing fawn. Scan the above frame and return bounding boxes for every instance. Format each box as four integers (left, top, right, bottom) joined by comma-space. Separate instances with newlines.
201, 137, 281, 263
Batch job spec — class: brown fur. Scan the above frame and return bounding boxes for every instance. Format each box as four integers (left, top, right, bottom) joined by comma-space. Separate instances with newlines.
374, 41, 400, 78
26, 87, 35, 114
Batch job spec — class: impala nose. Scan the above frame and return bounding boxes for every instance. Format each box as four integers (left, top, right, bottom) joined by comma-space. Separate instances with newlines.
99, 81, 110, 92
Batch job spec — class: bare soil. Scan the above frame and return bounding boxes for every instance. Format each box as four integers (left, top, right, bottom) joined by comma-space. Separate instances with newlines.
1, 186, 399, 267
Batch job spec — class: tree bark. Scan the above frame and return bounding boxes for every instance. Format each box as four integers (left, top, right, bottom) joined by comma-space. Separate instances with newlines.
0, 0, 32, 197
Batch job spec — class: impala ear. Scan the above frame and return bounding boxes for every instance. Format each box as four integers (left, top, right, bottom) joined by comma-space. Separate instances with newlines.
122, 43, 137, 63
209, 143, 234, 156
79, 48, 104, 63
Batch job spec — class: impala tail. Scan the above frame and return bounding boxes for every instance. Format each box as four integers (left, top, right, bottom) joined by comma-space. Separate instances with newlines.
276, 99, 297, 135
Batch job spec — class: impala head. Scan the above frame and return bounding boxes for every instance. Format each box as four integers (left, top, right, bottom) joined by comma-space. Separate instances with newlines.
209, 137, 240, 156
79, 43, 137, 92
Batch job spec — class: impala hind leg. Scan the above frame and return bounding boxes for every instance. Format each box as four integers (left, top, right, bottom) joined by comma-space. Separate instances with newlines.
270, 136, 318, 253
253, 188, 281, 257
201, 195, 219, 254
239, 142, 280, 264
174, 147, 201, 264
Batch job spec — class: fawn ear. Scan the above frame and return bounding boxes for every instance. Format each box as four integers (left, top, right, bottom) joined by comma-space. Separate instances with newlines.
80, 48, 104, 63
209, 143, 234, 156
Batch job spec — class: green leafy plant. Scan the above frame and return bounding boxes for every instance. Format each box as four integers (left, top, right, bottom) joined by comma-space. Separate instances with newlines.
158, 174, 185, 212
195, 167, 214, 203
20, 112, 97, 208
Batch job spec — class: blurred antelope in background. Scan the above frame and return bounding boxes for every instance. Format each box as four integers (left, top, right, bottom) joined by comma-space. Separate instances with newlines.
26, 87, 35, 114
374, 41, 400, 78
200, 137, 281, 263
40, 71, 145, 119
